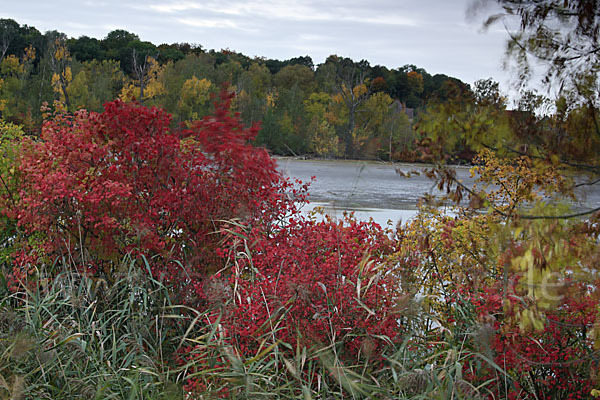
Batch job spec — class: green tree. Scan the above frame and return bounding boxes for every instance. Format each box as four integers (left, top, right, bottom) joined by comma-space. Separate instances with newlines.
158, 53, 217, 121
0, 19, 19, 63
417, 79, 510, 161
102, 29, 139, 71
235, 62, 271, 125
322, 56, 372, 157
473, 77, 506, 108
157, 43, 185, 63
273, 64, 314, 93
353, 91, 395, 157
68, 35, 105, 62
68, 60, 124, 111
215, 59, 243, 87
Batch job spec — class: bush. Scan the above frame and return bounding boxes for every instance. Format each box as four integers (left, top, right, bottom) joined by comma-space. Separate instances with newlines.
7, 90, 298, 301
224, 215, 401, 358
466, 280, 599, 399
177, 214, 406, 397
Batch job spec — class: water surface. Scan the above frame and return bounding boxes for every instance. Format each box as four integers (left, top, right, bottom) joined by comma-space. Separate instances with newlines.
277, 158, 600, 226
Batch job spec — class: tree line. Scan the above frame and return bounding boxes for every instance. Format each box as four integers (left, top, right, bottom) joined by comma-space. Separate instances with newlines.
0, 18, 471, 160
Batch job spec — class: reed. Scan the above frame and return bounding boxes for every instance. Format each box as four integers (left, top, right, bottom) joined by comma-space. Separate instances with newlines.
0, 252, 501, 399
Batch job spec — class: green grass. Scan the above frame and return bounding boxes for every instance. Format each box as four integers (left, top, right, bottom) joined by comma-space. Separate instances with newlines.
0, 256, 501, 399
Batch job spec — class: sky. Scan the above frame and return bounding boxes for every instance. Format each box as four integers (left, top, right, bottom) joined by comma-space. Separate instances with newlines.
3, 0, 514, 98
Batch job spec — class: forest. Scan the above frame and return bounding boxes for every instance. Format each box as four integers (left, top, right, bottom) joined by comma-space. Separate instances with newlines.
2, 1, 600, 399
0, 17, 473, 160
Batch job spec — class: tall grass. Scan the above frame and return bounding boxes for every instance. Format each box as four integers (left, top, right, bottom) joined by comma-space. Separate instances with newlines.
0, 257, 185, 399
0, 255, 502, 399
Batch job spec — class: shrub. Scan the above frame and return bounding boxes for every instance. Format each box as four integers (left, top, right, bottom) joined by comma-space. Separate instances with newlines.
178, 214, 404, 397
8, 90, 298, 300
226, 216, 400, 357
462, 280, 600, 399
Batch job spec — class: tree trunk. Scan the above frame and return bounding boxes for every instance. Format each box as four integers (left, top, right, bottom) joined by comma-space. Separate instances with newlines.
60, 78, 71, 109
345, 105, 356, 158
139, 72, 145, 105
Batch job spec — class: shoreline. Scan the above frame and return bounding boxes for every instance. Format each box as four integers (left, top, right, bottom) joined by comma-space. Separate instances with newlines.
273, 155, 475, 169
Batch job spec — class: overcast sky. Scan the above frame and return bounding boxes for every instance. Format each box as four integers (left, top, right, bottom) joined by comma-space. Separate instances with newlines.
4, 0, 514, 96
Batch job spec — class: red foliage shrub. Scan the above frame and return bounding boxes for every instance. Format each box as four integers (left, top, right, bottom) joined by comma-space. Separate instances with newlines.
9, 90, 298, 297
178, 215, 403, 396
221, 215, 400, 358
466, 280, 600, 399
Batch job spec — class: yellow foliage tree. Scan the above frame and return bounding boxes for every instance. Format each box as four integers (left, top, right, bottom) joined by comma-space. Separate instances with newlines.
0, 55, 19, 76
120, 57, 165, 104
177, 76, 212, 121
48, 38, 73, 109
0, 47, 35, 119
304, 92, 341, 156
266, 90, 277, 109
51, 66, 72, 104
67, 60, 124, 111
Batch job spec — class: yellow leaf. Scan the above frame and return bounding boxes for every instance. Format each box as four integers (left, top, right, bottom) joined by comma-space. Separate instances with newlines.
513, 226, 523, 240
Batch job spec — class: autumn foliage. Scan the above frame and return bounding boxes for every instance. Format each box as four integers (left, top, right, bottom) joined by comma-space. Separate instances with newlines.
179, 215, 403, 395
467, 280, 599, 399
221, 216, 400, 357
7, 90, 297, 297
2, 83, 600, 398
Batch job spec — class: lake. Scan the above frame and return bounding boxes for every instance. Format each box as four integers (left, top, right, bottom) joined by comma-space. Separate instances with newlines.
277, 158, 600, 227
